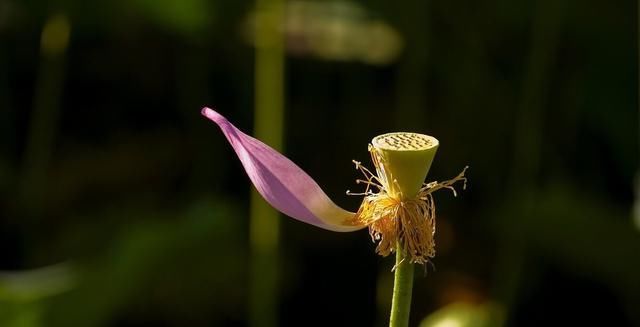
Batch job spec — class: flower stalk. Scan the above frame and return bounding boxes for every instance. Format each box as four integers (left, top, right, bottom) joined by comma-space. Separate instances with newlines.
390, 242, 414, 327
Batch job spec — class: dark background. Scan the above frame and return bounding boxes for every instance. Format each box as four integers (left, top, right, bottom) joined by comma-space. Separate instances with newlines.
1, 0, 639, 326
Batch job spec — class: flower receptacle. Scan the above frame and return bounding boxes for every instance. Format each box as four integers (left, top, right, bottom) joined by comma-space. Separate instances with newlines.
371, 132, 439, 199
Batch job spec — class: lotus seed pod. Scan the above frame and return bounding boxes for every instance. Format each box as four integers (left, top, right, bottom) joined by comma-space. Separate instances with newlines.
370, 132, 439, 199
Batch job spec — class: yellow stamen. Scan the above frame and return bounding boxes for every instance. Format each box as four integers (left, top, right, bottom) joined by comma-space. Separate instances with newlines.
347, 134, 467, 265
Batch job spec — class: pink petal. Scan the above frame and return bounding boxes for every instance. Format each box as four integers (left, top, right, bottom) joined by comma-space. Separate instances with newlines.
202, 108, 362, 232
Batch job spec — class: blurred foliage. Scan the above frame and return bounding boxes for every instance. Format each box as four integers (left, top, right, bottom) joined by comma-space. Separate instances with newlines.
1, 0, 638, 326
419, 302, 504, 327
123, 0, 212, 35
0, 264, 74, 327
1, 198, 246, 327
244, 1, 403, 65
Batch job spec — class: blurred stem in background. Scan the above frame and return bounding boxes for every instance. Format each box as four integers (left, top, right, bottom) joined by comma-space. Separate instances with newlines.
250, 0, 285, 325
495, 0, 562, 323
20, 13, 71, 217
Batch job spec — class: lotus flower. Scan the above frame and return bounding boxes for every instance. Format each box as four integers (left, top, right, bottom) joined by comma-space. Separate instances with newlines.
202, 107, 466, 264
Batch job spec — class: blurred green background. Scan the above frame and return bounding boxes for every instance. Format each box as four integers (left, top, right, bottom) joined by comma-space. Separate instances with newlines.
1, 0, 638, 326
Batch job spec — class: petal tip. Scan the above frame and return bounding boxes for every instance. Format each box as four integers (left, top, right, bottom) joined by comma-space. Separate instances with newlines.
201, 107, 227, 125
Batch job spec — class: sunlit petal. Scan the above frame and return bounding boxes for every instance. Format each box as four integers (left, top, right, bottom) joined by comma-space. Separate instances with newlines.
202, 108, 362, 232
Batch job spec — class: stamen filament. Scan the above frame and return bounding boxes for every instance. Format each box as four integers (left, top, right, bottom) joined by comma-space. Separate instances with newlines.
348, 149, 467, 265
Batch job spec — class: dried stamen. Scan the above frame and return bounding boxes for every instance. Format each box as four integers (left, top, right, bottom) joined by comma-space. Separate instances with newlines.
348, 143, 467, 265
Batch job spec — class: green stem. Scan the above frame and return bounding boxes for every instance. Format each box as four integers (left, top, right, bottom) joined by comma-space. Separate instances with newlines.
389, 243, 414, 327
21, 14, 70, 217
249, 0, 284, 325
